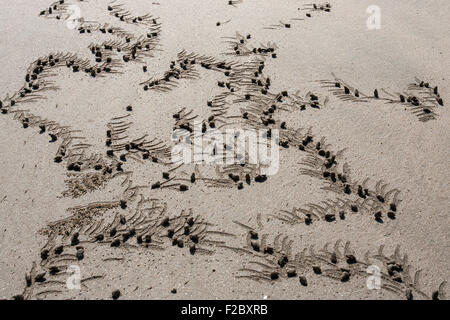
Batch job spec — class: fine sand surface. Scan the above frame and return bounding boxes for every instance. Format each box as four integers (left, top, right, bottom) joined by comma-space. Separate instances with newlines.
0, 0, 448, 300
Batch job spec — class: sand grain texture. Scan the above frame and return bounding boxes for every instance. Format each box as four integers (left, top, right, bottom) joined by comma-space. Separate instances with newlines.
0, 0, 448, 300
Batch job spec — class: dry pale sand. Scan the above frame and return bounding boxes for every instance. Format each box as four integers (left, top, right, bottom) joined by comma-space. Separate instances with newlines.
0, 0, 448, 300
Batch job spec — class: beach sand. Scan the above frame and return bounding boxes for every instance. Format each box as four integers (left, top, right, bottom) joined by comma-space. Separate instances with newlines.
0, 0, 448, 300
